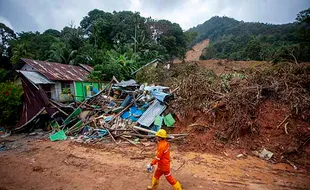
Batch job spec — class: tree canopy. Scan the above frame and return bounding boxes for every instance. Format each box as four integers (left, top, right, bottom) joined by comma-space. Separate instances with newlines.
0, 9, 189, 81
0, 8, 309, 83
189, 8, 310, 62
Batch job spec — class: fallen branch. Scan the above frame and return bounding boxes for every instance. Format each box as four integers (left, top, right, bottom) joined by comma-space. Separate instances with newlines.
276, 115, 291, 129
130, 156, 146, 160
170, 86, 180, 93
187, 123, 209, 128
209, 88, 226, 96
286, 159, 297, 170
174, 161, 186, 173
120, 136, 138, 146
284, 122, 289, 134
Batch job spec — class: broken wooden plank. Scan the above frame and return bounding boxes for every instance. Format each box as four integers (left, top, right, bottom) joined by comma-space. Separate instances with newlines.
133, 126, 156, 134
107, 76, 119, 97
107, 102, 134, 124
123, 132, 156, 138
49, 101, 69, 116
106, 127, 117, 144
133, 126, 175, 139
100, 122, 117, 144
170, 86, 180, 93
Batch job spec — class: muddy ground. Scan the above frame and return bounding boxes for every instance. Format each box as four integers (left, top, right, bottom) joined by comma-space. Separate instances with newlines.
0, 135, 309, 190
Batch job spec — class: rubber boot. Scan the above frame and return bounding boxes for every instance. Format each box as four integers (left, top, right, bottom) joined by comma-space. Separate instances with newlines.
147, 177, 159, 190
172, 181, 182, 190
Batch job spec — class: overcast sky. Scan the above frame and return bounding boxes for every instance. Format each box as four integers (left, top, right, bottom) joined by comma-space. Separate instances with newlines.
0, 0, 309, 33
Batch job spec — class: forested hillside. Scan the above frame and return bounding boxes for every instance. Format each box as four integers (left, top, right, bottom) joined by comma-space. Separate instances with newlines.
1, 8, 309, 84
0, 9, 194, 82
189, 8, 310, 62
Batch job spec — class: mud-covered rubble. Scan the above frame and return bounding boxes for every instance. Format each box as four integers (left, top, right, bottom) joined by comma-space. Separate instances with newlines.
33, 77, 186, 145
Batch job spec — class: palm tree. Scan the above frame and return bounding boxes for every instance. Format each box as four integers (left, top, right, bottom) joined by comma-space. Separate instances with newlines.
10, 43, 35, 64
48, 42, 77, 64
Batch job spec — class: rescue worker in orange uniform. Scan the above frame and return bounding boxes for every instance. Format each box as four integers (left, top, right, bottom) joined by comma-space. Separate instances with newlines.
147, 129, 182, 190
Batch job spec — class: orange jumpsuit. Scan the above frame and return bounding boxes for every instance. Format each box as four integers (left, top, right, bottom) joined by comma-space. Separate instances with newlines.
151, 139, 177, 185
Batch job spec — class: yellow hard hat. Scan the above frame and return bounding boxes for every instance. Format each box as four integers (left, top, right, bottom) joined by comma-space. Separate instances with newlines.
155, 129, 167, 138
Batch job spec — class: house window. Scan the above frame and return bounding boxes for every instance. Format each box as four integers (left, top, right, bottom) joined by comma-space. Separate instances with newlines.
40, 84, 52, 98
61, 82, 71, 94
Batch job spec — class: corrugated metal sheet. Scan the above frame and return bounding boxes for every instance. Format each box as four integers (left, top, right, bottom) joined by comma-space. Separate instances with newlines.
79, 64, 94, 72
137, 100, 167, 127
15, 75, 57, 131
114, 79, 139, 87
22, 58, 92, 81
18, 70, 54, 84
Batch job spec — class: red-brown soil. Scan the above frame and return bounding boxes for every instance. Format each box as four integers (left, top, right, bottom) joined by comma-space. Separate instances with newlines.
0, 137, 309, 190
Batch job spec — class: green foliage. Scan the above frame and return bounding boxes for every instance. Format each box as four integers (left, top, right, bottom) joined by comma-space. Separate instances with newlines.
90, 62, 123, 81
0, 68, 8, 82
10, 43, 35, 64
220, 72, 246, 92
48, 42, 77, 64
135, 64, 166, 84
296, 8, 310, 24
61, 88, 70, 94
78, 10, 188, 81
61, 26, 84, 50
146, 19, 187, 59
0, 23, 16, 56
200, 45, 217, 60
9, 32, 58, 63
43, 29, 61, 37
0, 82, 23, 126
89, 48, 139, 81
296, 8, 310, 55
244, 38, 262, 60
1, 10, 189, 83
108, 50, 138, 75
184, 31, 198, 47
191, 13, 310, 62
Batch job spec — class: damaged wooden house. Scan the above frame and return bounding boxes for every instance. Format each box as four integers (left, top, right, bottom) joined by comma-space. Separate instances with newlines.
16, 58, 102, 102
14, 58, 102, 132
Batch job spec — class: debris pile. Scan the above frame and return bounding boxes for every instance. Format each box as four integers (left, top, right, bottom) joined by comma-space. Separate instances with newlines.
47, 77, 185, 145
164, 62, 310, 139
140, 62, 310, 168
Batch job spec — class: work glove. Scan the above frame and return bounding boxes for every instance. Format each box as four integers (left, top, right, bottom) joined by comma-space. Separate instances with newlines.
146, 163, 153, 173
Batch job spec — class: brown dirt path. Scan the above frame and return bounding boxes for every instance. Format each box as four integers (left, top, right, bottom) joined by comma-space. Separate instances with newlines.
0, 137, 309, 190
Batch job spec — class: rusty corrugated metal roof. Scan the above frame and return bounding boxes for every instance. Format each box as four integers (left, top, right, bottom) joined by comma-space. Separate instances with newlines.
21, 58, 92, 81
18, 70, 55, 84
79, 64, 94, 72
